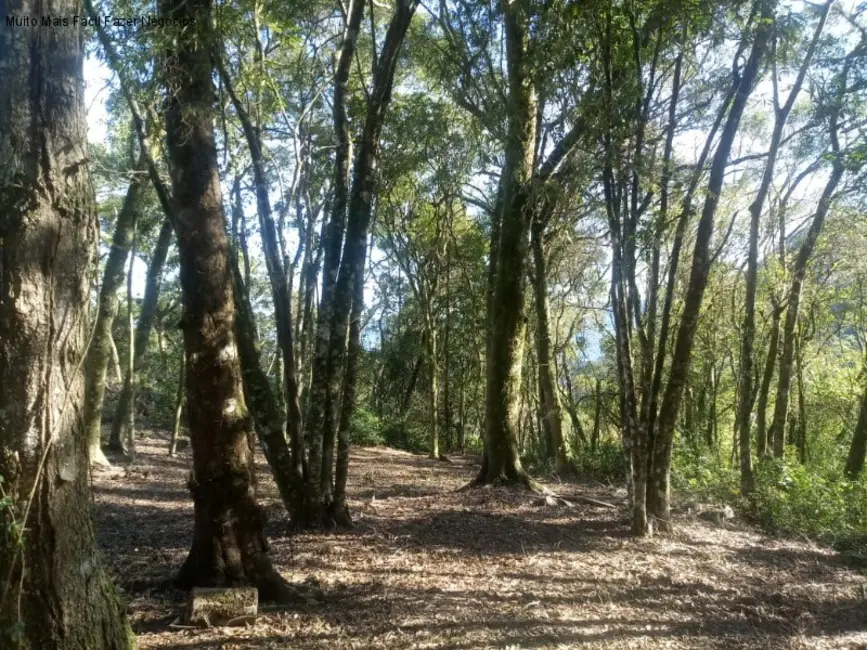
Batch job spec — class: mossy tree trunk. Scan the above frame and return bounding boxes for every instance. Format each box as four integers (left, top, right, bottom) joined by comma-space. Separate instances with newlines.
0, 0, 134, 644
531, 217, 570, 475
84, 166, 145, 466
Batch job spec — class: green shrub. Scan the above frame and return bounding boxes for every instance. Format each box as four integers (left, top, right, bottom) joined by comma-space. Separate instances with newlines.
752, 459, 867, 544
573, 440, 628, 481
349, 408, 385, 447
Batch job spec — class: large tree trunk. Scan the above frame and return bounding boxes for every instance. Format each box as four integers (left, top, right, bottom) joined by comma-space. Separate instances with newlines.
0, 2, 134, 644
110, 216, 173, 449
478, 0, 538, 489
84, 169, 145, 465
161, 0, 289, 600
531, 221, 570, 474
648, 0, 775, 531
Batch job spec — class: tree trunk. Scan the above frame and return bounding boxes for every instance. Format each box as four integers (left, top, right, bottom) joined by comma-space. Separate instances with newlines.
428, 326, 440, 459
304, 0, 366, 516
308, 0, 418, 522
592, 378, 602, 453
0, 1, 134, 643
229, 246, 304, 520
531, 220, 570, 474
756, 309, 781, 456
648, 0, 775, 531
736, 0, 829, 491
170, 350, 186, 456
123, 212, 138, 457
161, 0, 289, 600
457, 376, 466, 451
478, 0, 538, 489
846, 379, 867, 479
84, 170, 145, 465
333, 250, 366, 526
216, 55, 306, 517
796, 340, 807, 464
110, 216, 173, 448
769, 162, 845, 457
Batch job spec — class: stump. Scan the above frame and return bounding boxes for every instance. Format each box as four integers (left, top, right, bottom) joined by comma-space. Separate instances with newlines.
185, 587, 258, 627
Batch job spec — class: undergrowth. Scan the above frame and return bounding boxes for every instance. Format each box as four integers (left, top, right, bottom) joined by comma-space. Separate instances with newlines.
673, 445, 867, 555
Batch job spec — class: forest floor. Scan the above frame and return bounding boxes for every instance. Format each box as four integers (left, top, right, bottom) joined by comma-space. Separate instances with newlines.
92, 430, 867, 650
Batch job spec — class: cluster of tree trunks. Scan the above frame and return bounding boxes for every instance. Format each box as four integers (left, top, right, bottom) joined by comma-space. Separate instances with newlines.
605, 0, 776, 534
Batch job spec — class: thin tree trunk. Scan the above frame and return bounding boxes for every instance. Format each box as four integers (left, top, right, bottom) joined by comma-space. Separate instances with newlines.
84, 170, 145, 465
648, 0, 775, 531
0, 1, 134, 642
796, 338, 807, 463
169, 350, 186, 456
229, 245, 303, 519
592, 378, 602, 453
162, 0, 289, 600
769, 164, 844, 456
428, 327, 440, 459
216, 55, 306, 517
110, 333, 123, 383
110, 217, 173, 449
846, 379, 867, 479
310, 0, 419, 522
756, 309, 781, 456
736, 0, 830, 491
125, 213, 138, 457
333, 251, 366, 525
305, 0, 366, 516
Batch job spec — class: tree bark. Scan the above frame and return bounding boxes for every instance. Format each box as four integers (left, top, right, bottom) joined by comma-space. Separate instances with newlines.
229, 244, 304, 520
84, 169, 145, 465
0, 0, 134, 643
161, 0, 289, 600
304, 0, 366, 516
308, 0, 418, 523
756, 308, 781, 456
216, 55, 306, 518
846, 376, 867, 479
427, 326, 440, 459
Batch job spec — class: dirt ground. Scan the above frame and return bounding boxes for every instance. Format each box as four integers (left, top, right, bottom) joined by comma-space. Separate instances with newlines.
91, 430, 867, 649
